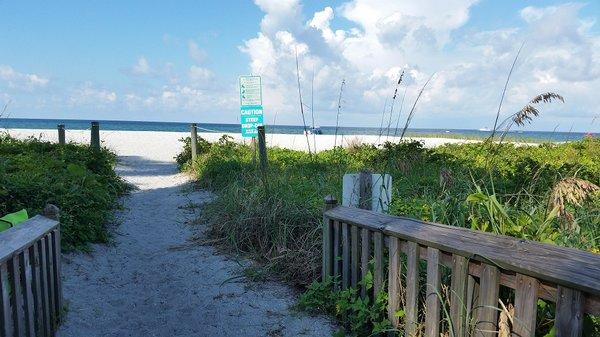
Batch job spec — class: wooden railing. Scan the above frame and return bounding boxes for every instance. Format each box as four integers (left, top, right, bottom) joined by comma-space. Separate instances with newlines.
321, 196, 600, 337
0, 205, 62, 337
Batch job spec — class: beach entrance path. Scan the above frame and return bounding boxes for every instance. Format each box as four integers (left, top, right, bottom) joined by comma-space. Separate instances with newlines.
54, 131, 335, 337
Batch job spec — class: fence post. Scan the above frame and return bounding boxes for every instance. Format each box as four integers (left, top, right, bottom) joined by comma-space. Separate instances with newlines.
322, 195, 338, 281
90, 121, 100, 150
57, 124, 65, 145
190, 123, 198, 162
257, 126, 268, 176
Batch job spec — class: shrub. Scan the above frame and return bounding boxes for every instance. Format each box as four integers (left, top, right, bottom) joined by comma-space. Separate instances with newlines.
0, 135, 129, 250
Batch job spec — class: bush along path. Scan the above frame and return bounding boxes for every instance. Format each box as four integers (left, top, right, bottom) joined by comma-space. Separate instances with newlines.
56, 147, 335, 336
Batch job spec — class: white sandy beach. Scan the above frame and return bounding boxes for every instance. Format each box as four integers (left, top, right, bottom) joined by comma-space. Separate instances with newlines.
3, 128, 479, 154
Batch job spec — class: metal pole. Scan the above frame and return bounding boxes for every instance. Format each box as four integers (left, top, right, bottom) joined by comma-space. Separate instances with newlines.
90, 121, 100, 150
57, 124, 65, 145
190, 123, 198, 162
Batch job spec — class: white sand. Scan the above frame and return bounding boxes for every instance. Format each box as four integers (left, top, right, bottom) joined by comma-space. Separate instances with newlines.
3, 128, 479, 154
6, 128, 338, 336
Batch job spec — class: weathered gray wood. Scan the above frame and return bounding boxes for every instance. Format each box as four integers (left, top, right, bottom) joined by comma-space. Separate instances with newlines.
332, 221, 341, 290
44, 235, 56, 330
475, 264, 500, 337
512, 274, 539, 337
0, 216, 59, 264
405, 241, 419, 337
29, 244, 43, 336
350, 225, 359, 288
555, 286, 584, 337
373, 232, 383, 296
341, 223, 350, 289
38, 239, 51, 337
19, 251, 35, 337
9, 255, 24, 337
257, 126, 268, 175
325, 206, 600, 297
322, 196, 337, 281
57, 124, 65, 145
425, 248, 441, 337
387, 237, 401, 328
466, 275, 479, 330
90, 121, 100, 150
360, 228, 371, 299
1, 262, 12, 337
358, 171, 372, 210
450, 255, 469, 337
190, 123, 198, 162
50, 230, 61, 318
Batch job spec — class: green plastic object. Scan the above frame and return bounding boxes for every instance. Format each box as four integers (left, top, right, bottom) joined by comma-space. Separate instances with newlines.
0, 209, 29, 232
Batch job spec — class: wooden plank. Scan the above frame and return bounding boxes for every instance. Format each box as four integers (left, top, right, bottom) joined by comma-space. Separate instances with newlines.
474, 264, 500, 337
360, 228, 371, 299
466, 275, 480, 330
29, 244, 43, 336
341, 223, 350, 289
405, 241, 420, 337
19, 251, 35, 337
325, 206, 600, 296
425, 248, 441, 337
387, 237, 401, 328
38, 239, 51, 337
512, 274, 539, 337
373, 232, 383, 296
450, 255, 469, 337
350, 225, 359, 289
51, 230, 62, 316
1, 262, 12, 337
44, 235, 56, 330
555, 286, 584, 337
321, 216, 332, 281
0, 216, 59, 264
9, 254, 25, 337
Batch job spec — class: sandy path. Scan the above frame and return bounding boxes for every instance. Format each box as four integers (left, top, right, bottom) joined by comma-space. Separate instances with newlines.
55, 138, 335, 336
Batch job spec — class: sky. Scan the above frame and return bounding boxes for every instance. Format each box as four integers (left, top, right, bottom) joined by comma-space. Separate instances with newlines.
0, 0, 599, 132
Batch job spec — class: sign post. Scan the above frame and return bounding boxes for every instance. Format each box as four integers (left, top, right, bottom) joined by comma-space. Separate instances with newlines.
239, 75, 263, 137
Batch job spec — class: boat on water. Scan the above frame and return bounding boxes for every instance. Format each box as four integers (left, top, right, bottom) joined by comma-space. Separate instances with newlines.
478, 127, 491, 132
304, 126, 323, 135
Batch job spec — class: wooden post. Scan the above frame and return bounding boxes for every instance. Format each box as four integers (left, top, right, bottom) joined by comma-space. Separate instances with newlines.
190, 123, 198, 162
257, 126, 268, 176
57, 124, 65, 145
90, 121, 100, 150
322, 195, 337, 281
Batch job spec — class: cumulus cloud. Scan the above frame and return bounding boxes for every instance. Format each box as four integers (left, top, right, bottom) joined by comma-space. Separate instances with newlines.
238, 0, 600, 130
188, 41, 208, 64
69, 82, 117, 107
131, 57, 152, 75
0, 65, 49, 90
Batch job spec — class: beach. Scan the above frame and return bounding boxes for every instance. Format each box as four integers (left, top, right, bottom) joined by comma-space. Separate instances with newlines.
3, 128, 480, 154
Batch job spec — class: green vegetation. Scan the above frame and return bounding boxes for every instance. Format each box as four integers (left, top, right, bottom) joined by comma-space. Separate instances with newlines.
0, 134, 129, 250
179, 135, 599, 336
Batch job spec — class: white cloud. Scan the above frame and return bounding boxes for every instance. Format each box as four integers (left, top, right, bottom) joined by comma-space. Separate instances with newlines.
237, 0, 600, 130
188, 41, 208, 64
0, 65, 49, 90
69, 82, 117, 107
188, 65, 214, 84
131, 57, 152, 75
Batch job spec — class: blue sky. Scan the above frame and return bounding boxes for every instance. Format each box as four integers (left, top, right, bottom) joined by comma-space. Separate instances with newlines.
1, 1, 599, 132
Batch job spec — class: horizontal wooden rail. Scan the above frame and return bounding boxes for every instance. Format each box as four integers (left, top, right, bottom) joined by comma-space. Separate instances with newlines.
1, 206, 62, 337
322, 198, 600, 337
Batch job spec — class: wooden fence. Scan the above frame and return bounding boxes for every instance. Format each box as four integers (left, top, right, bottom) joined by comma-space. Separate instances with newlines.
0, 206, 62, 337
321, 196, 600, 337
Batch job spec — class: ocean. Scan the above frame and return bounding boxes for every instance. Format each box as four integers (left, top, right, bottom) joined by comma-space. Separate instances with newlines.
0, 118, 595, 142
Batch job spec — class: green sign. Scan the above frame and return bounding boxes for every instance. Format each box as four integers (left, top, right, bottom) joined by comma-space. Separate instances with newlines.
240, 75, 263, 137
